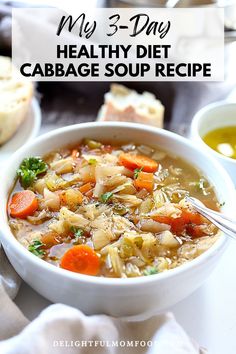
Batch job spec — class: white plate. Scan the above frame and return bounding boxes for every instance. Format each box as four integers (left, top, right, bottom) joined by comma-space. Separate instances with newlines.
0, 98, 41, 161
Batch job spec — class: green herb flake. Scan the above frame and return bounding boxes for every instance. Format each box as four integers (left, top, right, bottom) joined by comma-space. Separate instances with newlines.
17, 157, 48, 188
101, 192, 113, 203
143, 267, 158, 276
219, 201, 225, 207
28, 240, 46, 258
134, 167, 144, 179
88, 158, 97, 165
71, 226, 84, 242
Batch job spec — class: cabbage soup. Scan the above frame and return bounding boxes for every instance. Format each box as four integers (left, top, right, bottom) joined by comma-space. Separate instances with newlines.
8, 139, 220, 278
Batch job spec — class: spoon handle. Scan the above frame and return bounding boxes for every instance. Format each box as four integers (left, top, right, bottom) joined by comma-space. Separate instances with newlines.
186, 196, 236, 241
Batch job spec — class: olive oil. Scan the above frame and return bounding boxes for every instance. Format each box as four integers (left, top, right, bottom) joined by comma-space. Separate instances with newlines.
203, 126, 236, 160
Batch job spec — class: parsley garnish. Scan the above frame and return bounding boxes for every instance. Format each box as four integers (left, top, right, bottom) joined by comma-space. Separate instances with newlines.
143, 267, 158, 276
88, 158, 97, 165
101, 192, 113, 203
71, 226, 84, 243
134, 167, 143, 179
28, 240, 46, 258
17, 157, 48, 188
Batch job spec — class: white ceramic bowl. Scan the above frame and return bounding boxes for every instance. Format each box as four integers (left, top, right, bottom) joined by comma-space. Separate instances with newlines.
0, 122, 235, 317
190, 101, 236, 185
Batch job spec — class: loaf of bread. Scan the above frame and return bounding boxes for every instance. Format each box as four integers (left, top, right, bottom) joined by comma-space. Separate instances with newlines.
98, 84, 164, 128
0, 56, 33, 145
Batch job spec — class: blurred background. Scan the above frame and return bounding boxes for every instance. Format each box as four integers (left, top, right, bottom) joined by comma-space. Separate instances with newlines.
0, 0, 236, 135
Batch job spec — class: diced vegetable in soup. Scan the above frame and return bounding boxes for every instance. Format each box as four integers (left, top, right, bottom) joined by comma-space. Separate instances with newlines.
8, 140, 220, 278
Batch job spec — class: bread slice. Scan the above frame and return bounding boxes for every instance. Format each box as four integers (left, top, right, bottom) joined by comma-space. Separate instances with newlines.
98, 84, 164, 128
0, 56, 33, 145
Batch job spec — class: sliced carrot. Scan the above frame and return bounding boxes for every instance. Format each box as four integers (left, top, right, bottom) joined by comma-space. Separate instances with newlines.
181, 210, 203, 225
170, 217, 186, 234
85, 189, 94, 198
79, 182, 93, 194
152, 215, 173, 225
186, 224, 207, 238
9, 190, 38, 219
60, 245, 100, 275
152, 209, 203, 235
83, 176, 96, 183
119, 153, 158, 172
134, 172, 154, 192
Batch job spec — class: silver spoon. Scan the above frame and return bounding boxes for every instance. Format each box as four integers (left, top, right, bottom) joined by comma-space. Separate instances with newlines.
185, 196, 236, 241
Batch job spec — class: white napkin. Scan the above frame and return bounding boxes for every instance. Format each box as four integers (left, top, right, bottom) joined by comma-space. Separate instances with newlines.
0, 246, 206, 354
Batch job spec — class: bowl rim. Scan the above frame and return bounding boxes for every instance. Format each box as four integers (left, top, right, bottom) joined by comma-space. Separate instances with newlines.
191, 100, 236, 165
0, 121, 234, 287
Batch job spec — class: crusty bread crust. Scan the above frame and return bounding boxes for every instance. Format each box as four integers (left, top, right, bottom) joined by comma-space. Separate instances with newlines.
98, 84, 164, 128
0, 56, 33, 145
